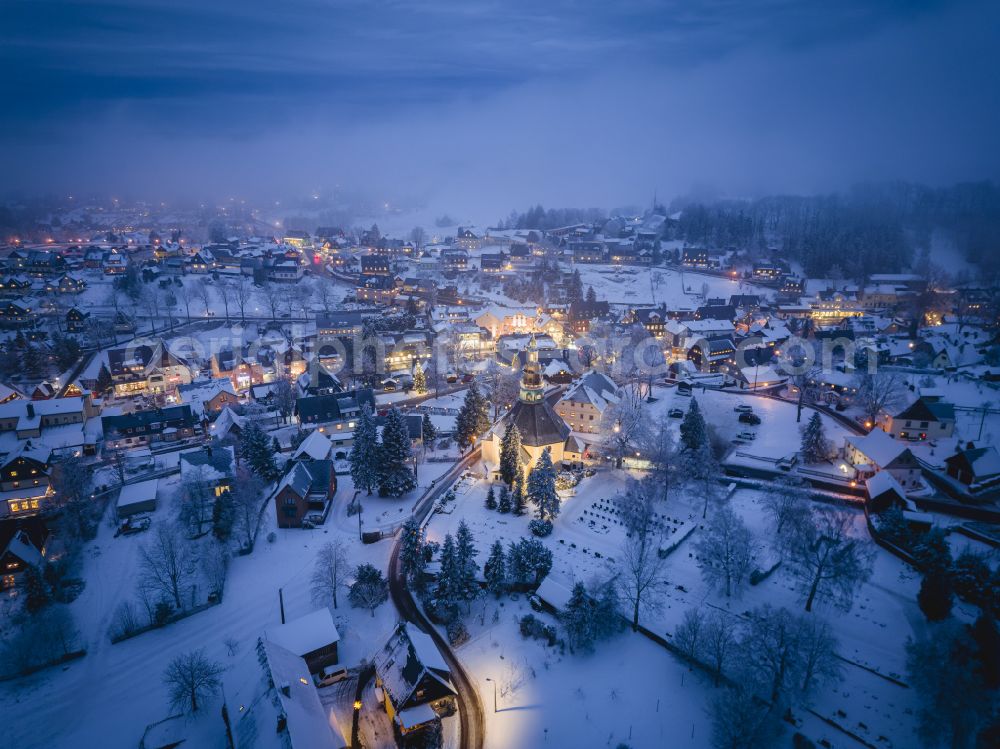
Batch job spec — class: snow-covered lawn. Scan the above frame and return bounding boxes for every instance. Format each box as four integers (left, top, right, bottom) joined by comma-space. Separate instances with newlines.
460, 597, 715, 749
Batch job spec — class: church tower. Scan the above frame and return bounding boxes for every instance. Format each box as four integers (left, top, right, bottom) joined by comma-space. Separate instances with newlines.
518, 335, 545, 403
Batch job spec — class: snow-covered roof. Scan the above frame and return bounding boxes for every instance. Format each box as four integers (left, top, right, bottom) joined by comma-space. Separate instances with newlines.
265, 608, 340, 657
864, 472, 915, 510
846, 429, 909, 468
536, 575, 573, 611
116, 478, 158, 510
292, 430, 332, 461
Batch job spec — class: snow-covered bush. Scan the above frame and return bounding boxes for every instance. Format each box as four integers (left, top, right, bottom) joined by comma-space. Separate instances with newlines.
529, 519, 553, 537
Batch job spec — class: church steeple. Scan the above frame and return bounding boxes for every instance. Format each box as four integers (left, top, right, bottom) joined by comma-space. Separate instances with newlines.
518, 335, 544, 403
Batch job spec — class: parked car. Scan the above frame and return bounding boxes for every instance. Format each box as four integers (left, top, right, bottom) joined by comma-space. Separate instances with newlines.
739, 412, 762, 425
314, 666, 348, 687
734, 404, 753, 414
737, 431, 757, 441
668, 408, 684, 419
677, 383, 692, 396
116, 516, 151, 537
529, 594, 543, 612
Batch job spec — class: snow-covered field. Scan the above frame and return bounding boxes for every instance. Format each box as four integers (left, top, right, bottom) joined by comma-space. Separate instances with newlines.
0, 470, 437, 749
425, 460, 929, 749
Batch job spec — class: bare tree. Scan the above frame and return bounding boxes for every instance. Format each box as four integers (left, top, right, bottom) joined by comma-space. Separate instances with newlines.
639, 413, 677, 502
175, 283, 194, 322
855, 371, 905, 427
138, 523, 191, 611
311, 277, 336, 313
216, 277, 232, 323
162, 649, 224, 714
739, 604, 803, 704
261, 282, 282, 321
232, 275, 254, 323
600, 383, 649, 468
787, 506, 874, 612
481, 359, 520, 419
179, 467, 216, 536
673, 607, 706, 662
760, 477, 808, 544
680, 442, 722, 518
709, 682, 783, 749
703, 609, 740, 686
695, 505, 758, 598
797, 615, 841, 694
272, 376, 296, 423
311, 540, 349, 609
194, 278, 213, 317
201, 543, 229, 599
616, 485, 668, 631
230, 466, 264, 551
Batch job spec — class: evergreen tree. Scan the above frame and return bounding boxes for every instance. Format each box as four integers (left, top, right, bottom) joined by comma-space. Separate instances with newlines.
507, 538, 553, 586
23, 564, 52, 614
585, 285, 597, 304
399, 518, 426, 583
211, 490, 234, 542
679, 397, 707, 452
918, 569, 953, 621
455, 382, 491, 450
435, 534, 462, 621
511, 478, 526, 516
485, 484, 497, 510
238, 423, 279, 481
484, 541, 507, 597
349, 404, 379, 495
95, 364, 113, 395
412, 364, 426, 393
497, 484, 511, 514
377, 407, 417, 497
526, 447, 560, 522
499, 423, 523, 487
348, 563, 388, 617
455, 520, 479, 601
800, 412, 831, 463
562, 581, 597, 652
567, 269, 584, 304
421, 413, 437, 443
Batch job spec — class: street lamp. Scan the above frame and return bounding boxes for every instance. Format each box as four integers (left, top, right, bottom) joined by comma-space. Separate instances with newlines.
485, 677, 497, 713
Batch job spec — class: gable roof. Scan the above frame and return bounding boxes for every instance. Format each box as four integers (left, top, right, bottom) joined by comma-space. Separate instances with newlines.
292, 430, 333, 461
265, 608, 340, 657
846, 428, 911, 468
373, 623, 454, 711
894, 398, 955, 423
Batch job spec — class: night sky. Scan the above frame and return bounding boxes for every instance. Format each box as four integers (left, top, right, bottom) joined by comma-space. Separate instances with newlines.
2, 0, 998, 211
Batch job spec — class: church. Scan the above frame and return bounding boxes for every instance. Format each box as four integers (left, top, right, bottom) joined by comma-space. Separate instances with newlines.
481, 336, 584, 471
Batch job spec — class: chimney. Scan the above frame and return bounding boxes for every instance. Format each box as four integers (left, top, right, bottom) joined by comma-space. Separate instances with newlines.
26, 403, 35, 419
278, 682, 290, 698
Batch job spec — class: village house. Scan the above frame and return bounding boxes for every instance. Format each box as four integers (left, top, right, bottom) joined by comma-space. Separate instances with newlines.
273, 459, 336, 528
222, 639, 347, 749
179, 445, 236, 497
65, 306, 90, 333
454, 227, 480, 250
116, 478, 158, 519
844, 429, 923, 490
883, 397, 956, 441
211, 347, 266, 392
374, 622, 457, 740
943, 444, 1000, 495
296, 388, 375, 432
356, 274, 399, 304
555, 370, 619, 434
107, 340, 192, 396
101, 404, 198, 449
0, 301, 34, 328
177, 378, 240, 416
264, 607, 340, 672
0, 517, 54, 590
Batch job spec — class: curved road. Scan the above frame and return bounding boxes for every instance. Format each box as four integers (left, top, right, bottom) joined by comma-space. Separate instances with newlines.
387, 449, 485, 749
